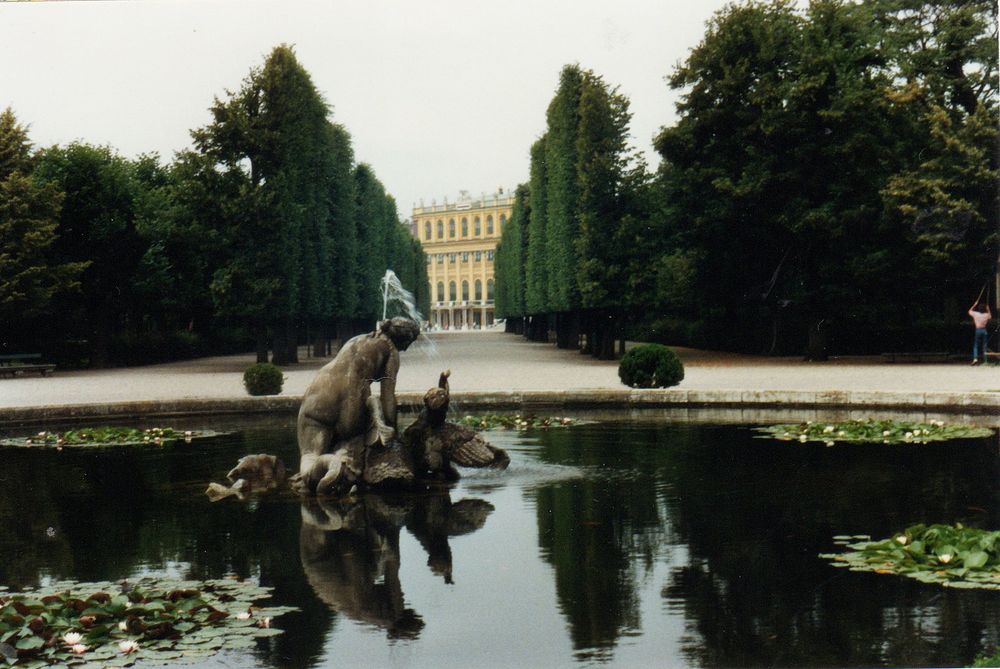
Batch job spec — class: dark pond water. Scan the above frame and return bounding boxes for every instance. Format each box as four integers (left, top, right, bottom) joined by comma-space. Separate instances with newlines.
2, 417, 1000, 668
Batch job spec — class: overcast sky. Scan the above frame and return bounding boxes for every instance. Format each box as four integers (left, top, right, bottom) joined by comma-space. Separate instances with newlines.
0, 0, 736, 216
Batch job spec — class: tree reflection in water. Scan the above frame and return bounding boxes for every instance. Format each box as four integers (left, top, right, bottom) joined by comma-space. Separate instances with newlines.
529, 422, 1000, 667
299, 492, 494, 639
3, 421, 1000, 667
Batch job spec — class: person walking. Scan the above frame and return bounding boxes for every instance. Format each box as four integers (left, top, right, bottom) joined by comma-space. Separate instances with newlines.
968, 300, 992, 365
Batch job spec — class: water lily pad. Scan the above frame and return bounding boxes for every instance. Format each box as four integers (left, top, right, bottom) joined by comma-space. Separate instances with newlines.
0, 577, 297, 666
454, 414, 578, 431
822, 523, 1000, 590
757, 419, 993, 445
0, 428, 229, 449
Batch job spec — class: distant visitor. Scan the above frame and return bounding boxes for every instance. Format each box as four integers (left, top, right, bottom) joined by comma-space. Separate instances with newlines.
969, 299, 992, 366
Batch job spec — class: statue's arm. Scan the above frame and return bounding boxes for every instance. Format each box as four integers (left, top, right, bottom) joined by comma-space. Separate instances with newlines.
380, 349, 400, 430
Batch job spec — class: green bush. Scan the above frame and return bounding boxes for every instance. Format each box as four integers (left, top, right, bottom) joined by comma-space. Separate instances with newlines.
618, 344, 684, 388
243, 362, 284, 396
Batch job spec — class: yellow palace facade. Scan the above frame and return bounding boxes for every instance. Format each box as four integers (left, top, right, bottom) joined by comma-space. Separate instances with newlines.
412, 190, 514, 329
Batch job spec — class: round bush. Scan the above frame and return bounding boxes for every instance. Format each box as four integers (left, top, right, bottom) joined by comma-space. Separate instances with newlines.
243, 362, 284, 396
618, 344, 684, 388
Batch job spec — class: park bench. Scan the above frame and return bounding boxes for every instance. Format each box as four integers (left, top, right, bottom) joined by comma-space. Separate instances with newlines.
880, 351, 951, 363
0, 353, 56, 378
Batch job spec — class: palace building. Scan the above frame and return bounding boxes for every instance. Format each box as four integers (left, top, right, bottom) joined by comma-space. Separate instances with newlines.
411, 190, 514, 329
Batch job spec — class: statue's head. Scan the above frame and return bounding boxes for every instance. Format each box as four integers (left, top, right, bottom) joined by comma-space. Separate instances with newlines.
379, 318, 421, 351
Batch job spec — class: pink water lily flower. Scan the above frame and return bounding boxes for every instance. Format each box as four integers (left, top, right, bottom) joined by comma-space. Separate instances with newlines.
70, 644, 88, 655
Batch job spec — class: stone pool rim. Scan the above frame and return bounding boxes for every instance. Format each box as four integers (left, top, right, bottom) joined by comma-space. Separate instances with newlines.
2, 388, 1000, 426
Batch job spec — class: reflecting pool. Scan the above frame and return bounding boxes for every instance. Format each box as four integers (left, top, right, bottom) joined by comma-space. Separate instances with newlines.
1, 417, 999, 668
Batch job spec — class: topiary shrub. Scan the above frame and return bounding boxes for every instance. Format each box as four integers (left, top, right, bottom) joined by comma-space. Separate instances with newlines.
243, 362, 284, 396
618, 344, 684, 388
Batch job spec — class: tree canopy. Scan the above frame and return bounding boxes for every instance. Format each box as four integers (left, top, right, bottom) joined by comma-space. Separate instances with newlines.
3, 45, 427, 366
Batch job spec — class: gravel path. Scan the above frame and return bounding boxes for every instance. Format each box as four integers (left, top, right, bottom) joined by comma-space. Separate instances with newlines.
1, 331, 997, 410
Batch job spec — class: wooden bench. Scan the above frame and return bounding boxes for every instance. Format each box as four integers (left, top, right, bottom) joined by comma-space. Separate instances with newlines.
0, 353, 56, 378
881, 351, 951, 363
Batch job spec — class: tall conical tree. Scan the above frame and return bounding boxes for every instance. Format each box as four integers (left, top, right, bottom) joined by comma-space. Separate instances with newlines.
327, 123, 359, 333
525, 136, 549, 337
193, 44, 330, 363
353, 163, 389, 326
574, 70, 646, 358
495, 183, 529, 332
544, 65, 584, 315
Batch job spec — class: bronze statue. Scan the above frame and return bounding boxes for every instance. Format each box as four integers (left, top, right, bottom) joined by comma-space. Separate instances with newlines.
402, 369, 510, 480
275, 316, 508, 497
294, 318, 421, 496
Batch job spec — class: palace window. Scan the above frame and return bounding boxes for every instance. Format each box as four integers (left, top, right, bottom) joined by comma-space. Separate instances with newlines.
461, 218, 468, 237
449, 281, 457, 301
486, 250, 494, 261
461, 251, 469, 262
437, 220, 443, 238
425, 254, 431, 264
474, 217, 481, 235
436, 281, 444, 301
475, 250, 482, 262
449, 219, 456, 238
499, 214, 506, 230
486, 215, 494, 235
449, 253, 456, 263
487, 279, 495, 300
436, 253, 444, 264
424, 222, 431, 240
475, 279, 482, 300
462, 281, 469, 301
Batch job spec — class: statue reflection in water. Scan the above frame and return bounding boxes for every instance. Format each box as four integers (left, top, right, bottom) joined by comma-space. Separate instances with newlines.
299, 492, 494, 638
233, 317, 506, 638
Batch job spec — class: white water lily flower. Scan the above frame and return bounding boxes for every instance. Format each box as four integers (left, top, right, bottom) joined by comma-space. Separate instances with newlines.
70, 644, 88, 655
882, 430, 891, 437
904, 432, 913, 439
63, 632, 83, 646
118, 640, 139, 654
913, 429, 922, 437
895, 535, 908, 544
825, 441, 835, 447
799, 435, 808, 443
237, 611, 252, 620
258, 617, 272, 629
837, 431, 845, 437
939, 553, 953, 564
118, 621, 128, 631
823, 426, 835, 433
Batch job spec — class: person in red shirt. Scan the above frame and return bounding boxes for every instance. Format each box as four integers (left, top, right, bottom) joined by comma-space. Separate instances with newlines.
969, 301, 992, 365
